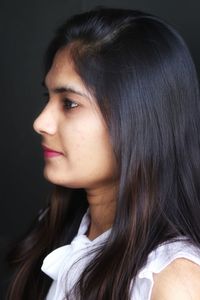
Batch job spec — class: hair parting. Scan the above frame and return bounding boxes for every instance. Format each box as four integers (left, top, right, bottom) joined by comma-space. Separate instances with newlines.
6, 7, 200, 300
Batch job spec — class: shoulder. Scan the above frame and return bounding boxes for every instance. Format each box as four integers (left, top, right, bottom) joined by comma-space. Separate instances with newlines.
151, 258, 200, 300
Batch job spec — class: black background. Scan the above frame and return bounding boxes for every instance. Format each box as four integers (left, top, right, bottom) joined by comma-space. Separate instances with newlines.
1, 0, 200, 298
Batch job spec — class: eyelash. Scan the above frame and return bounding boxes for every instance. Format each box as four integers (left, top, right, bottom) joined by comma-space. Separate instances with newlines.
62, 98, 79, 110
42, 92, 79, 110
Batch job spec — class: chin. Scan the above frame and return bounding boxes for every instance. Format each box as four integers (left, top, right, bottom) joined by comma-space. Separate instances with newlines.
43, 169, 83, 188
43, 168, 61, 185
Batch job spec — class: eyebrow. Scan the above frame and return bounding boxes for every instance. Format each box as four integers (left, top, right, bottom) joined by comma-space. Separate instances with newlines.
41, 79, 90, 99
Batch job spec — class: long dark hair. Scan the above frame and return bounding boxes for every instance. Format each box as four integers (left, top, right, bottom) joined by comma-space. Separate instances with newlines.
7, 7, 200, 300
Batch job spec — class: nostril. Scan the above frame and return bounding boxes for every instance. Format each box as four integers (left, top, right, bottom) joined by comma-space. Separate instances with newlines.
33, 114, 57, 136
32, 104, 57, 136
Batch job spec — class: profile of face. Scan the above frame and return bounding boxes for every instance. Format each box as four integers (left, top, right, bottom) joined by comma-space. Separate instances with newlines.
33, 47, 118, 190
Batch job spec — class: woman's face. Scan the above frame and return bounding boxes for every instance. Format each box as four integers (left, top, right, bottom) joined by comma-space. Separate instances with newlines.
33, 47, 118, 189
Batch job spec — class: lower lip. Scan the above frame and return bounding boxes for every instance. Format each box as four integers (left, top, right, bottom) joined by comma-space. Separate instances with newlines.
43, 150, 63, 158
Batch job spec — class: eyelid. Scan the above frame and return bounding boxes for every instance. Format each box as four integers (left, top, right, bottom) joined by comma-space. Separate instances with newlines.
62, 98, 79, 110
42, 92, 79, 110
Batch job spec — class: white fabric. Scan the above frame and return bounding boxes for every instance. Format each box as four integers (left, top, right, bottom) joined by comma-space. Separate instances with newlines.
41, 210, 200, 300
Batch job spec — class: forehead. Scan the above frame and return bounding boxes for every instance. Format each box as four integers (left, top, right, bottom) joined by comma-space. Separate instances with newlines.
45, 47, 85, 91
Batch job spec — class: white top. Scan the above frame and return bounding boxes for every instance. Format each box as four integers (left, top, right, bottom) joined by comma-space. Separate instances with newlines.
41, 210, 200, 300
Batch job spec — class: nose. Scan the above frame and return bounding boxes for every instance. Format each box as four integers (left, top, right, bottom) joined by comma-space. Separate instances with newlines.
33, 105, 57, 136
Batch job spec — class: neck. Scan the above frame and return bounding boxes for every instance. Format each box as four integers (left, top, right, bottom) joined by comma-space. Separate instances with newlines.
85, 182, 117, 240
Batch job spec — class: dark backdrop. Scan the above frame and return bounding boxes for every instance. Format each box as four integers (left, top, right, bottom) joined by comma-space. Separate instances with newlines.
1, 0, 200, 298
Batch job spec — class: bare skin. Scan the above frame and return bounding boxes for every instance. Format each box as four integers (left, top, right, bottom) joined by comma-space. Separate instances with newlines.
86, 184, 117, 240
33, 46, 118, 240
33, 45, 200, 299
151, 258, 200, 300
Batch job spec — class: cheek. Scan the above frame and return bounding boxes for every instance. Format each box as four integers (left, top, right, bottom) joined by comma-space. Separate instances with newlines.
61, 115, 116, 171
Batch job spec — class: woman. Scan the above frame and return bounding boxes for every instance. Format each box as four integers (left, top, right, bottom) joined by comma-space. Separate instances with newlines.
7, 7, 200, 300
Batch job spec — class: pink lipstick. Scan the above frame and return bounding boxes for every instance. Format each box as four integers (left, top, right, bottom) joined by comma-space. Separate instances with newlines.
42, 145, 63, 158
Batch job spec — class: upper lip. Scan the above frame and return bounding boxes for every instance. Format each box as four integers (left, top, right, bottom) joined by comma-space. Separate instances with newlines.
42, 144, 63, 154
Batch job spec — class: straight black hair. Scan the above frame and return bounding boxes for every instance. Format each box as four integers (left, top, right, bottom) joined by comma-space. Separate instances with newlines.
7, 7, 200, 300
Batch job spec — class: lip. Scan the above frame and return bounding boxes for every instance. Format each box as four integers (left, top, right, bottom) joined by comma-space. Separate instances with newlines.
42, 144, 63, 158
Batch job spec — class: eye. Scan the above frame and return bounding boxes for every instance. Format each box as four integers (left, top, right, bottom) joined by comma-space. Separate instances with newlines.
41, 92, 79, 110
62, 98, 79, 110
